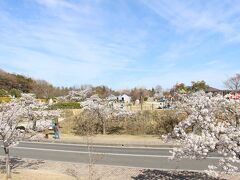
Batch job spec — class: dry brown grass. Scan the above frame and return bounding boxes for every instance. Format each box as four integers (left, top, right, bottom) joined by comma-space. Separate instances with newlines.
60, 108, 183, 136
0, 169, 74, 180
48, 133, 168, 146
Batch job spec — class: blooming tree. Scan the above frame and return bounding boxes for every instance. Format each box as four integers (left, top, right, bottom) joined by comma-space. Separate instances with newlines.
154, 85, 164, 100
57, 87, 92, 102
166, 91, 240, 175
0, 94, 61, 179
22, 93, 61, 131
81, 95, 133, 135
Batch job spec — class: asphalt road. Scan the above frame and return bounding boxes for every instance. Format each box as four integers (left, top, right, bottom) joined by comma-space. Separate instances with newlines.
0, 141, 233, 171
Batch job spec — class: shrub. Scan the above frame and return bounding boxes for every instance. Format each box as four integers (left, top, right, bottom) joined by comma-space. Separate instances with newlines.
155, 110, 186, 135
9, 88, 22, 98
73, 110, 101, 135
49, 102, 81, 110
0, 89, 8, 96
70, 109, 185, 136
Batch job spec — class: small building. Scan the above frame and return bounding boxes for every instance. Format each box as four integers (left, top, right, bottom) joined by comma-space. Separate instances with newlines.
159, 97, 167, 109
117, 94, 131, 103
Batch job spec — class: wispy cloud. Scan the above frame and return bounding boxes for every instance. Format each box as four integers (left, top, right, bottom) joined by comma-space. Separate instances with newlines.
141, 0, 240, 40
36, 0, 76, 8
0, 0, 239, 89
0, 0, 148, 86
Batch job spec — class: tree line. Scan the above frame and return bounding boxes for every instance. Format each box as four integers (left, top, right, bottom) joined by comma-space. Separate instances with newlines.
0, 69, 69, 98
1, 69, 239, 101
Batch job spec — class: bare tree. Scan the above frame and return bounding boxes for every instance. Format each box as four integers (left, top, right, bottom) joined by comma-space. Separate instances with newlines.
80, 111, 103, 180
225, 74, 240, 91
67, 111, 103, 180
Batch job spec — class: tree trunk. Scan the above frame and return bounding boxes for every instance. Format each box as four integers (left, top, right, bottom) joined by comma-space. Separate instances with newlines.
4, 147, 11, 179
140, 95, 143, 111
33, 119, 37, 131
102, 121, 106, 135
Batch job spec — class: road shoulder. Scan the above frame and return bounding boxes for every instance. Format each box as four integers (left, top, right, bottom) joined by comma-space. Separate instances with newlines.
35, 134, 177, 148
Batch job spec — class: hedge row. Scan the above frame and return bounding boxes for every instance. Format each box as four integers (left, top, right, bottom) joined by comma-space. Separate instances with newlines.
49, 102, 81, 110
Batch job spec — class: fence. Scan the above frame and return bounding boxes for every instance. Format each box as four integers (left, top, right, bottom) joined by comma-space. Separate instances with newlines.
127, 103, 160, 111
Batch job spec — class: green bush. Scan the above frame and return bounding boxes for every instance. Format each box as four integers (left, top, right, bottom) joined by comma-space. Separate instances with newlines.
0, 89, 8, 96
49, 102, 81, 110
9, 88, 22, 98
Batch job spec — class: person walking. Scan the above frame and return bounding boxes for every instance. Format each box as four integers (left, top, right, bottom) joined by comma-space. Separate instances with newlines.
54, 122, 60, 139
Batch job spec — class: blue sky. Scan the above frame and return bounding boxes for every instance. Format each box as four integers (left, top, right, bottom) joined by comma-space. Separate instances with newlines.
0, 0, 240, 89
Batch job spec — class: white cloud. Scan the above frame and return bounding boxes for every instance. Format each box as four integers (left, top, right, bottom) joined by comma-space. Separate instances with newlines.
0, 0, 148, 86
0, 0, 239, 89
141, 0, 240, 41
36, 0, 77, 9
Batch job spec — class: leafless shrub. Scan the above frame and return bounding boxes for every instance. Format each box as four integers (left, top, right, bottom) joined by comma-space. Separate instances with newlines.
72, 110, 185, 137
72, 111, 104, 180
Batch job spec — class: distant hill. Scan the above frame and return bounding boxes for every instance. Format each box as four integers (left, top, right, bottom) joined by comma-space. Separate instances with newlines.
0, 69, 33, 92
0, 69, 69, 98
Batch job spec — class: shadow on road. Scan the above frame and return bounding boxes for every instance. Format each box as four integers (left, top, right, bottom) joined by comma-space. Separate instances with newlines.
0, 157, 45, 171
131, 169, 225, 180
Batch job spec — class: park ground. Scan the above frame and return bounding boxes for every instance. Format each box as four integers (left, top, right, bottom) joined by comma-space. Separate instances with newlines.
0, 158, 239, 180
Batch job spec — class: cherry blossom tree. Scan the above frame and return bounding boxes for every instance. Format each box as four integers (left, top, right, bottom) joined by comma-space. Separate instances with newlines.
22, 93, 61, 131
57, 87, 92, 102
165, 91, 240, 175
0, 99, 26, 179
0, 94, 61, 179
81, 95, 133, 135
154, 85, 163, 100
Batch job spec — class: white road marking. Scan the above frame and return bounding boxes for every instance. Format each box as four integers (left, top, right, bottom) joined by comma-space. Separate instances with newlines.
20, 141, 175, 150
13, 146, 222, 159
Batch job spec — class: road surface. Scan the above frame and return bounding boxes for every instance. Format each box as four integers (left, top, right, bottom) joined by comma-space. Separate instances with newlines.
0, 141, 233, 171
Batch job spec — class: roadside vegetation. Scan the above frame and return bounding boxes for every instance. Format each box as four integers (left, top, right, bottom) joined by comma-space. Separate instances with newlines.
61, 109, 185, 136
